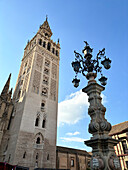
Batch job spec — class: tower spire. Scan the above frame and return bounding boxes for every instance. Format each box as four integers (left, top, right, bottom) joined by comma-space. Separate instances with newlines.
1, 73, 11, 97
39, 17, 53, 37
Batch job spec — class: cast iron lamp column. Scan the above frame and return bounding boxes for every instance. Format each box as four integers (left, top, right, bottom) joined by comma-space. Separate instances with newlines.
71, 42, 121, 170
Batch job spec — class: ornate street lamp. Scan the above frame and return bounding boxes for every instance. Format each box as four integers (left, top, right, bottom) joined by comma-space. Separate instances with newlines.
71, 41, 111, 87
71, 42, 121, 170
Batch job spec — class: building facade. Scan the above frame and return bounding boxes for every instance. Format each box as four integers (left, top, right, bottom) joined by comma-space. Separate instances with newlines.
0, 17, 60, 170
56, 146, 91, 170
109, 121, 128, 170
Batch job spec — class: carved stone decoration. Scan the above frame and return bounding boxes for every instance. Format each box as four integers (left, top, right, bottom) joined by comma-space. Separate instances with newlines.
90, 154, 105, 170
108, 154, 121, 170
83, 73, 119, 170
82, 74, 112, 139
89, 122, 100, 133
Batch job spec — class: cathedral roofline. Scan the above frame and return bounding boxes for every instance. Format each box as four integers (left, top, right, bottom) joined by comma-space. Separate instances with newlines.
1, 73, 11, 96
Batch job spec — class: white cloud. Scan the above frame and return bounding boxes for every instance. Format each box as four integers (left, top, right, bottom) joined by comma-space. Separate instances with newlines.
58, 89, 107, 126
101, 93, 107, 104
58, 90, 89, 126
66, 131, 80, 136
60, 137, 87, 143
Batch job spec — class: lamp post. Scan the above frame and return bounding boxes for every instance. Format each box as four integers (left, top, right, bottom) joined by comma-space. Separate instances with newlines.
71, 42, 121, 170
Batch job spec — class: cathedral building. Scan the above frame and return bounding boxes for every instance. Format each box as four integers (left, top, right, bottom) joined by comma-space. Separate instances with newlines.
0, 17, 60, 169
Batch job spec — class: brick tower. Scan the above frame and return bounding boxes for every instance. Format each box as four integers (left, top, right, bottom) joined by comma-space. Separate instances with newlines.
0, 17, 60, 169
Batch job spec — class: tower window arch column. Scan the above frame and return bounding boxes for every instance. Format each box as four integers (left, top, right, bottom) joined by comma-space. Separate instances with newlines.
35, 117, 39, 126
47, 42, 51, 51
36, 137, 41, 144
38, 39, 42, 45
42, 119, 46, 128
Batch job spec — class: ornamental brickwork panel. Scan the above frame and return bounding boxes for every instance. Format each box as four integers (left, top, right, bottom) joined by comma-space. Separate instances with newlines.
36, 54, 43, 71
52, 63, 57, 79
32, 70, 41, 94
50, 78, 56, 101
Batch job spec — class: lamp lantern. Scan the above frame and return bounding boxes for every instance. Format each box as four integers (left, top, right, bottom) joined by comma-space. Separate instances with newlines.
82, 45, 93, 58
101, 57, 111, 70
72, 78, 80, 88
99, 76, 107, 86
72, 61, 81, 72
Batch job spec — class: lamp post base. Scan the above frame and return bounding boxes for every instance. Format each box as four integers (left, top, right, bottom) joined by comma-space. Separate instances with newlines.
85, 137, 121, 170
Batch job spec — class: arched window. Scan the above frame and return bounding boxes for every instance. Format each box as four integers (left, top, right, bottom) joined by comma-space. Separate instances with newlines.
52, 48, 55, 54
35, 133, 44, 145
45, 33, 48, 37
47, 42, 51, 51
35, 117, 39, 127
42, 87, 48, 96
42, 119, 46, 128
56, 50, 58, 56
36, 137, 40, 144
36, 153, 38, 160
47, 154, 49, 160
41, 102, 45, 109
43, 41, 46, 48
17, 90, 21, 99
23, 151, 26, 158
39, 39, 42, 45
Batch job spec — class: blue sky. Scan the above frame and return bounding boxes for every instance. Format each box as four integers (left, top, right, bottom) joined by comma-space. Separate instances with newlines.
0, 0, 128, 151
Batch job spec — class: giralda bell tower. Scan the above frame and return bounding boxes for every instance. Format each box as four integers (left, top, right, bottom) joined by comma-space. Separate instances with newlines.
2, 17, 60, 169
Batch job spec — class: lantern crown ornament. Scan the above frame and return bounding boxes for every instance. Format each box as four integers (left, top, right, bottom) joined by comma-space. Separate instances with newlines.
71, 41, 112, 87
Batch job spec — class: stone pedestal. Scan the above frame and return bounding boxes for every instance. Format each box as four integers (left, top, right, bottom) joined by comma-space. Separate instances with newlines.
83, 73, 121, 170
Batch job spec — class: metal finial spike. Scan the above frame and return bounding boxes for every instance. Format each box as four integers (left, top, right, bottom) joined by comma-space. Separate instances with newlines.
57, 38, 60, 43
84, 41, 89, 46
46, 15, 48, 21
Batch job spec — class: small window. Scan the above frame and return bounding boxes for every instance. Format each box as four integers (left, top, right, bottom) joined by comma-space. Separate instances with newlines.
35, 117, 39, 127
36, 153, 38, 160
43, 76, 48, 85
41, 102, 45, 108
20, 80, 23, 85
43, 41, 46, 48
42, 87, 48, 96
39, 39, 42, 45
42, 119, 46, 128
27, 67, 30, 73
23, 152, 26, 158
122, 141, 127, 154
45, 33, 48, 37
44, 68, 49, 75
71, 159, 74, 167
47, 42, 51, 51
52, 48, 55, 54
25, 62, 27, 67
34, 40, 36, 44
47, 154, 49, 160
56, 50, 58, 56
36, 137, 40, 144
17, 90, 21, 99
45, 60, 50, 67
